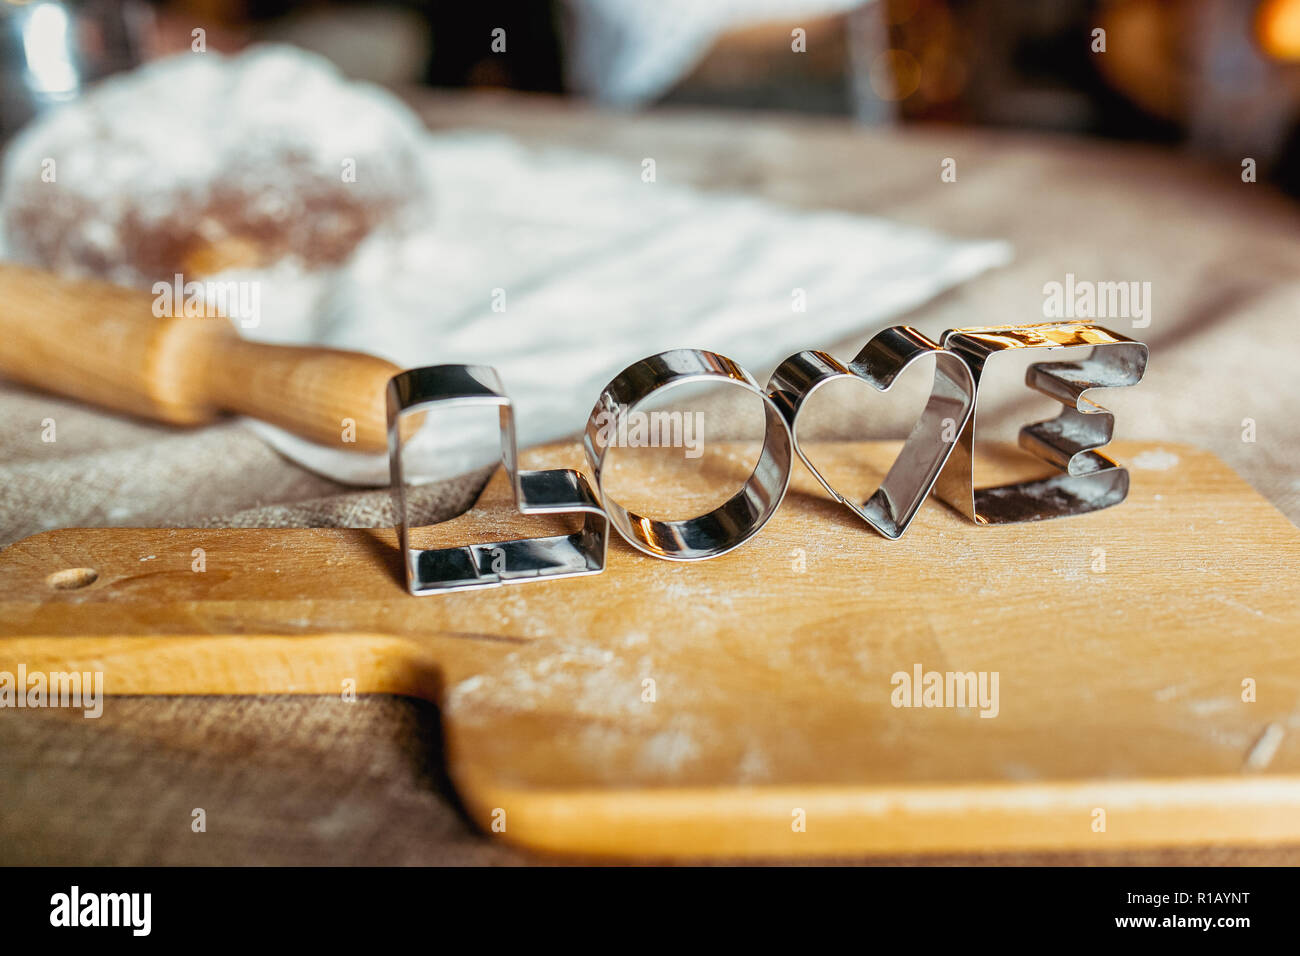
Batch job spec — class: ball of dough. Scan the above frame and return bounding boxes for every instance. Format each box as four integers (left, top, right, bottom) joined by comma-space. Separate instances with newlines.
0, 45, 435, 284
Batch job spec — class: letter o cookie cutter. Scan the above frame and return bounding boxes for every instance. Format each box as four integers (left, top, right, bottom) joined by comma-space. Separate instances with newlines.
934, 322, 1149, 524
583, 348, 795, 561
387, 365, 607, 594
766, 326, 976, 539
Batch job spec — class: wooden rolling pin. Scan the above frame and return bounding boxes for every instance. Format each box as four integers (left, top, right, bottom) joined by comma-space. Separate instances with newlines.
0, 263, 401, 452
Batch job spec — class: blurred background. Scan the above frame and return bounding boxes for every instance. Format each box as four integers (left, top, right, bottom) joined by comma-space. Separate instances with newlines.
3, 0, 1300, 506
4, 0, 1298, 191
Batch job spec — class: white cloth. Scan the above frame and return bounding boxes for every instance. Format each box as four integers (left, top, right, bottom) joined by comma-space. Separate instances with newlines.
234, 131, 1012, 484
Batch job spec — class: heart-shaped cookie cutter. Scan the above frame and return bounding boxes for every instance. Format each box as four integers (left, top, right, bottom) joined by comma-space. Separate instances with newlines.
934, 322, 1149, 524
766, 326, 976, 539
387, 365, 607, 594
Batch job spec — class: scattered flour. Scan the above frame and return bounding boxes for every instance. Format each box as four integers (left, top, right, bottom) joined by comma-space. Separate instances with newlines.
444, 631, 718, 780
1130, 448, 1180, 471
1244, 723, 1285, 771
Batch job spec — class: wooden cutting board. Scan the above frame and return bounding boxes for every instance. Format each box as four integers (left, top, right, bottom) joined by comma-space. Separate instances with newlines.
2, 439, 1298, 860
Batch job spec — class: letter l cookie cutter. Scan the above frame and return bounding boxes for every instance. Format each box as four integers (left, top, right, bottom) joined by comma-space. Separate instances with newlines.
387, 365, 608, 594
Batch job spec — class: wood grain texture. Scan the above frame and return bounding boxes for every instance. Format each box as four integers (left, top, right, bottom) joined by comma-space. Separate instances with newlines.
1, 440, 1297, 859
0, 263, 400, 451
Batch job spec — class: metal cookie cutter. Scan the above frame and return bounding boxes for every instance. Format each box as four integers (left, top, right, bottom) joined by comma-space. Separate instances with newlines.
583, 348, 795, 561
387, 365, 607, 594
935, 322, 1148, 524
766, 326, 976, 539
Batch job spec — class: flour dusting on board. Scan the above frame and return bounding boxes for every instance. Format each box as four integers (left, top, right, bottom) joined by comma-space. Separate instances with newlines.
1131, 448, 1180, 471
445, 629, 729, 781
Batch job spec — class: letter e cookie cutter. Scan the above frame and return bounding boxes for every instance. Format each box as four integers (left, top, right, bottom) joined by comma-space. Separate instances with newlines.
387, 365, 607, 594
935, 322, 1148, 524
